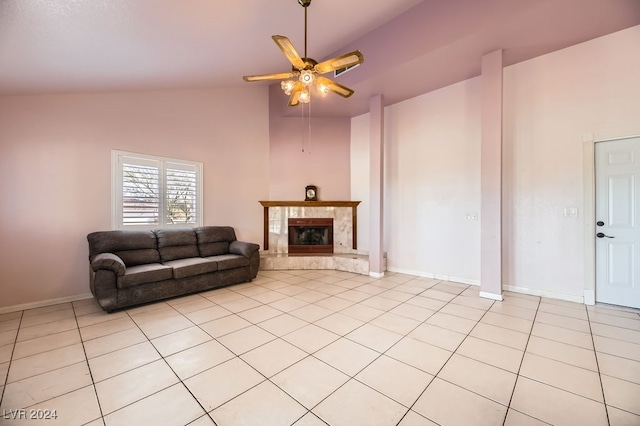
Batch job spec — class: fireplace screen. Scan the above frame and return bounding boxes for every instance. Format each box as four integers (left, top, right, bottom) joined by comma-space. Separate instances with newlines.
288, 218, 334, 254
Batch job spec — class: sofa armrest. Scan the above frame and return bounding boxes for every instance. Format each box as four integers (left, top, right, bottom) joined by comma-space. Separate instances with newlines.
91, 253, 126, 276
229, 241, 260, 258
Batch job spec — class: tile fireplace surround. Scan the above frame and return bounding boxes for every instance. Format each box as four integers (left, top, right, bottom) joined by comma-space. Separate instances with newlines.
258, 201, 381, 275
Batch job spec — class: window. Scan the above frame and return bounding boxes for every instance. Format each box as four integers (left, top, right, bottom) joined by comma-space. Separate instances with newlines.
112, 150, 203, 229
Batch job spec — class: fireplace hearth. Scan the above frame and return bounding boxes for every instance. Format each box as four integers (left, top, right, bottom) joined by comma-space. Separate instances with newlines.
288, 218, 334, 254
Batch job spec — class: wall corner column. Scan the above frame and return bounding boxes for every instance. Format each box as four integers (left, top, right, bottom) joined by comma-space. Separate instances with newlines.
480, 49, 504, 301
369, 95, 385, 277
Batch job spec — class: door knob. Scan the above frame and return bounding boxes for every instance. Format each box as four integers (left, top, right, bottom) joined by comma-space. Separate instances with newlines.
596, 221, 605, 226
596, 232, 615, 238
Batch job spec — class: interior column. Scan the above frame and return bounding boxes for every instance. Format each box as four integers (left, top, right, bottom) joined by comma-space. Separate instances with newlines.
369, 95, 385, 277
480, 50, 504, 301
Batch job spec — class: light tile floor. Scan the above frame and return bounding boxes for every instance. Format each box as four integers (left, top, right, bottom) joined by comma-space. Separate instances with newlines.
1, 270, 639, 425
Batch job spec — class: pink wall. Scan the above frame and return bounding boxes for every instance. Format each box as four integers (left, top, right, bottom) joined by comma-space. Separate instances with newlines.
381, 77, 482, 281
268, 85, 352, 201
502, 25, 640, 300
351, 25, 640, 301
351, 77, 483, 283
0, 87, 270, 309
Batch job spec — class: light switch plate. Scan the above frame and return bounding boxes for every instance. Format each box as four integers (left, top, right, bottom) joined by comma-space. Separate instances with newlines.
465, 212, 479, 221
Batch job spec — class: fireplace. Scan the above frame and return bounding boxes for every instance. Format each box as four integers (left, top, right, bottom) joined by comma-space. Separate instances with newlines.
288, 218, 334, 254
259, 201, 360, 253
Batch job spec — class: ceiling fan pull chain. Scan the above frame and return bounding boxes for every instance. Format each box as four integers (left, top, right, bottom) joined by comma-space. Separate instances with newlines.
308, 102, 312, 154
301, 103, 305, 152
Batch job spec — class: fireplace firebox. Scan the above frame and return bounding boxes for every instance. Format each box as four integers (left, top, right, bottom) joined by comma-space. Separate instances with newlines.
288, 218, 334, 254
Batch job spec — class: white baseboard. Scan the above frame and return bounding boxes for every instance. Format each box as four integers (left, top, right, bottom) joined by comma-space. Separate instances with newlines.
479, 291, 504, 301
448, 276, 481, 287
584, 289, 595, 306
503, 285, 584, 304
369, 271, 385, 278
387, 267, 436, 279
387, 267, 480, 286
0, 293, 94, 315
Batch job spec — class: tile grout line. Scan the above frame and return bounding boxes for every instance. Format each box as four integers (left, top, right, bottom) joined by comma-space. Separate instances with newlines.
82, 303, 205, 423
523, 303, 640, 381
500, 295, 553, 426
5, 274, 639, 425
586, 307, 611, 426
2, 305, 109, 424
505, 300, 626, 424
224, 276, 435, 423
125, 303, 220, 425
289, 277, 448, 425
174, 286, 320, 424
430, 298, 513, 406
0, 310, 24, 411
89, 301, 219, 424
71, 302, 107, 426
393, 284, 486, 426
183, 281, 342, 424
7, 279, 418, 424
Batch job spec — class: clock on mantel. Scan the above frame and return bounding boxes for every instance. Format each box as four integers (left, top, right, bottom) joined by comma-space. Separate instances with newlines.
305, 185, 318, 201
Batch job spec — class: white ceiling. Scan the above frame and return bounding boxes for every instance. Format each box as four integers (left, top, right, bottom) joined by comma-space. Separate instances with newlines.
1, 0, 639, 117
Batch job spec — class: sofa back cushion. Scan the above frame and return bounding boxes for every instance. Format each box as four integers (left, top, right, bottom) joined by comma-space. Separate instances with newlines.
87, 230, 160, 267
196, 226, 237, 257
155, 228, 199, 262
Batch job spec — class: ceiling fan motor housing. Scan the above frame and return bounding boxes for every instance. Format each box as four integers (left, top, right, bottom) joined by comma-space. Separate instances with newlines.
295, 58, 318, 71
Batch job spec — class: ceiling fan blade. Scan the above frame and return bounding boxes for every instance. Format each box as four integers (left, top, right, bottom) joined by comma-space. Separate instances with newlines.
288, 81, 305, 106
272, 35, 306, 70
314, 50, 364, 74
243, 72, 297, 82
316, 76, 354, 98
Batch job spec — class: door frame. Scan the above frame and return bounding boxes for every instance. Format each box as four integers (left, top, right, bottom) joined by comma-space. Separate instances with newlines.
583, 133, 640, 306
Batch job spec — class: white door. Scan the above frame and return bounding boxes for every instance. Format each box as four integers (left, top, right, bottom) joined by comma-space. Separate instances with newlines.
595, 137, 640, 309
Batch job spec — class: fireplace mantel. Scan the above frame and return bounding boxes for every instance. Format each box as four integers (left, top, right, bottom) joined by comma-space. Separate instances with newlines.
259, 201, 361, 251
259, 201, 360, 208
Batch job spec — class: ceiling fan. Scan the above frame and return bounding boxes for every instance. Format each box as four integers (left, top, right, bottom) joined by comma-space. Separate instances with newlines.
242, 0, 364, 107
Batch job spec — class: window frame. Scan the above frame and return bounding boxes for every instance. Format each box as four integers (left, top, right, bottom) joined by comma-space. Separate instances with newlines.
111, 150, 203, 230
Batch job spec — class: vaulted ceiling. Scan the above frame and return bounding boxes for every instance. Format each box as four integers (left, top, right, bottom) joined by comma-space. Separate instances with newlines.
1, 0, 639, 117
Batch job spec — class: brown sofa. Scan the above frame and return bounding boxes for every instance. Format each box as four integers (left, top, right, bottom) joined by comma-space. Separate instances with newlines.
87, 226, 260, 312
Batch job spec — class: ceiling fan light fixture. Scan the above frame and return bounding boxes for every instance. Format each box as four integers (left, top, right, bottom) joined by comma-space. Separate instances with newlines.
299, 70, 315, 86
299, 89, 310, 103
281, 80, 295, 95
316, 81, 329, 96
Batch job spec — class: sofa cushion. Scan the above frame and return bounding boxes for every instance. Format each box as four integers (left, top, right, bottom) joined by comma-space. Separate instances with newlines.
116, 249, 161, 267
163, 257, 219, 279
155, 228, 199, 262
206, 254, 249, 271
117, 263, 173, 289
88, 230, 160, 266
196, 226, 236, 257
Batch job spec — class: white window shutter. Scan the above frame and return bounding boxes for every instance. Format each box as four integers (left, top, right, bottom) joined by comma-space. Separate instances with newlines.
165, 162, 198, 225
122, 157, 161, 226
112, 151, 202, 229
